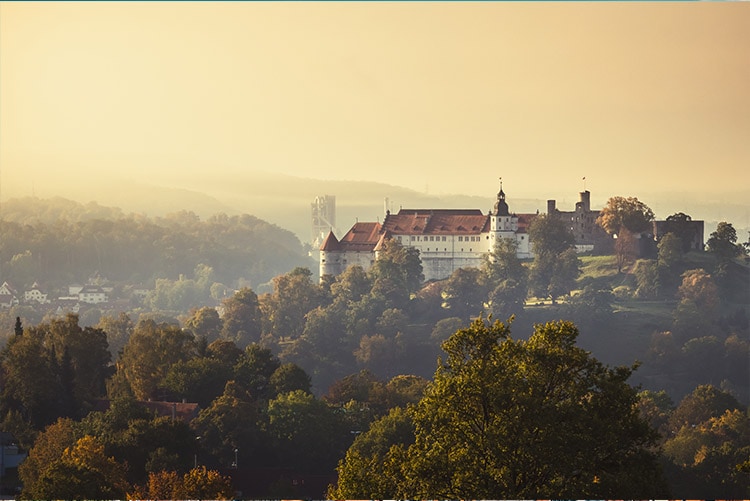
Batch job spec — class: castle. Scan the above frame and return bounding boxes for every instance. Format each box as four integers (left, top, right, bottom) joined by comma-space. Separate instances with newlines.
319, 185, 610, 282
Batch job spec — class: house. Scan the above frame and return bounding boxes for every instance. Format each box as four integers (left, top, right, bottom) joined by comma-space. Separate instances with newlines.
24, 282, 50, 304
0, 282, 19, 309
77, 284, 108, 304
320, 184, 538, 281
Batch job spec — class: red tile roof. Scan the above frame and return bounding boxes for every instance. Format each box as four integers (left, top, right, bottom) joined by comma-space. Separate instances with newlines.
319, 231, 340, 251
383, 209, 488, 235
332, 222, 382, 252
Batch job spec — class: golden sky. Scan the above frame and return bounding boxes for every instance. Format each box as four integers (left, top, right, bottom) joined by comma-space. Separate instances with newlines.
1, 2, 749, 201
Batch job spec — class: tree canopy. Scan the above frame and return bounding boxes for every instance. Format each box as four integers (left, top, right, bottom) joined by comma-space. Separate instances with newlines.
332, 317, 666, 499
597, 196, 655, 236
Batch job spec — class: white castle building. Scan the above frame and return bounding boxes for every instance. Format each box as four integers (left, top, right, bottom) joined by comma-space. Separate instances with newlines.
320, 185, 538, 281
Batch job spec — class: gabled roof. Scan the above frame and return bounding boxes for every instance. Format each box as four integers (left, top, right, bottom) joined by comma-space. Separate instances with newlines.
382, 209, 488, 235
334, 222, 383, 252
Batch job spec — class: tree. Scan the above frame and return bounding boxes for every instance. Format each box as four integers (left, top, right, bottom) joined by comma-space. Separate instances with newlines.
269, 363, 312, 395
369, 238, 424, 295
117, 319, 195, 400
133, 467, 233, 500
19, 417, 79, 494
96, 312, 134, 358
43, 314, 111, 410
613, 228, 638, 273
26, 435, 130, 500
667, 384, 743, 433
596, 196, 655, 236
0, 324, 63, 428
184, 307, 223, 345
528, 213, 576, 257
677, 269, 719, 318
442, 267, 487, 319
528, 215, 580, 300
162, 357, 232, 408
663, 212, 697, 253
346, 317, 665, 499
220, 288, 261, 347
530, 248, 580, 301
190, 381, 268, 470
663, 408, 750, 498
329, 406, 415, 499
481, 238, 528, 288
707, 221, 743, 260
262, 268, 326, 340
265, 389, 349, 474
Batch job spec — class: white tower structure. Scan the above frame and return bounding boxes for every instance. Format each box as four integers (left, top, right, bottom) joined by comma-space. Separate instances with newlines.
311, 195, 337, 248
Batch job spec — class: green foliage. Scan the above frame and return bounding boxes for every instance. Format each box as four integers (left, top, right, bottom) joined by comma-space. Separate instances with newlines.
0, 314, 110, 428
442, 267, 487, 319
265, 389, 350, 474
262, 267, 326, 340
664, 212, 699, 253
369, 238, 424, 296
528, 213, 577, 256
667, 384, 743, 433
117, 319, 196, 400
96, 312, 135, 358
596, 196, 655, 235
220, 287, 262, 347
663, 399, 750, 498
528, 215, 580, 300
23, 435, 130, 500
184, 306, 223, 344
707, 221, 743, 261
0, 200, 309, 290
329, 406, 415, 499
163, 357, 232, 408
191, 381, 267, 469
335, 317, 666, 499
658, 232, 684, 269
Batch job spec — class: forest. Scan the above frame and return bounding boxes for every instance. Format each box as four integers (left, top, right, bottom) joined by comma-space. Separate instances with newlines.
0, 196, 748, 499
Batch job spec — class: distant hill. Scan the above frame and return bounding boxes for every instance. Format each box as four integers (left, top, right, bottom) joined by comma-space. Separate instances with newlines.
3, 165, 747, 246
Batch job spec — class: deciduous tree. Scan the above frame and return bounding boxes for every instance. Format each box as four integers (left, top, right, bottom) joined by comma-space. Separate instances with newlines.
334, 317, 666, 499
596, 196, 655, 236
220, 288, 262, 347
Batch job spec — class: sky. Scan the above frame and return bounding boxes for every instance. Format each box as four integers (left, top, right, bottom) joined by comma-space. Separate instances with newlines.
1, 2, 749, 203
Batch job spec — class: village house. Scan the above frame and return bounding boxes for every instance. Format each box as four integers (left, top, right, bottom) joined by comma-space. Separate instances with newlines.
0, 282, 19, 309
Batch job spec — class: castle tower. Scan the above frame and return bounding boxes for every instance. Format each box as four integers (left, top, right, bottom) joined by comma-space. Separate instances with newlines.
489, 180, 518, 247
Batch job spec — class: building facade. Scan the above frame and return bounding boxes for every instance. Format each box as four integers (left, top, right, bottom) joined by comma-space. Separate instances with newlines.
547, 190, 611, 253
320, 186, 537, 281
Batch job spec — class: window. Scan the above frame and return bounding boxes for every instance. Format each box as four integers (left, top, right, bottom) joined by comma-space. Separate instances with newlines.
442, 236, 446, 241
459, 236, 463, 242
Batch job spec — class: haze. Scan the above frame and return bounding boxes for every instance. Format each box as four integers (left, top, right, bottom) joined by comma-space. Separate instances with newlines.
1, 2, 749, 239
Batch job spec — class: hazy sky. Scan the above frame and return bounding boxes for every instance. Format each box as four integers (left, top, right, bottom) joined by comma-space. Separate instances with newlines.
1, 2, 749, 201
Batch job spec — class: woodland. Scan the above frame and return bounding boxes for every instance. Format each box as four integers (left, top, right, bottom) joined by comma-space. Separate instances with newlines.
0, 196, 748, 499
